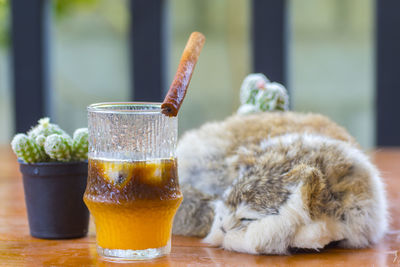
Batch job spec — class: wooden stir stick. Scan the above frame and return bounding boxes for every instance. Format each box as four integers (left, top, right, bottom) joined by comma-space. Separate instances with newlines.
161, 32, 206, 117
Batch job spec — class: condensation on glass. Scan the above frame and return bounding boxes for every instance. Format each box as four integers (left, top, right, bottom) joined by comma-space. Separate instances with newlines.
88, 103, 177, 161
85, 102, 181, 261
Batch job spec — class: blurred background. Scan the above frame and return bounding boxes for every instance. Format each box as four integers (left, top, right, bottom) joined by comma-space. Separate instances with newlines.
1, 0, 398, 149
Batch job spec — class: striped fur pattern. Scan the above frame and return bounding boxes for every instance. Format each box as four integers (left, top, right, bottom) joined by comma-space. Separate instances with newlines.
172, 112, 388, 254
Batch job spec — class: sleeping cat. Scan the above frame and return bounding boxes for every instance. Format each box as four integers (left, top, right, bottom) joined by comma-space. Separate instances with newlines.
172, 111, 388, 255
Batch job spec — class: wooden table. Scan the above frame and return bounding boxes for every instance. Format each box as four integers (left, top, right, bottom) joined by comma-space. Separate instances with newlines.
1, 146, 400, 266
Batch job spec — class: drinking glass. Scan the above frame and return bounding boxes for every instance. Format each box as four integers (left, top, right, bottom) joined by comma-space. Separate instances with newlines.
84, 102, 182, 260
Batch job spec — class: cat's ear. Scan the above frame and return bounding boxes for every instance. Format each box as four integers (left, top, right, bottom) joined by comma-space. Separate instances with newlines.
172, 184, 215, 237
285, 164, 327, 219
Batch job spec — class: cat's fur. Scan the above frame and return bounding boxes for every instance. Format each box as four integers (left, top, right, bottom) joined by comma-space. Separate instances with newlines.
172, 112, 388, 255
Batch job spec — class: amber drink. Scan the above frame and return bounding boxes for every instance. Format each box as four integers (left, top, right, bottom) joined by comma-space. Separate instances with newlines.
84, 103, 181, 260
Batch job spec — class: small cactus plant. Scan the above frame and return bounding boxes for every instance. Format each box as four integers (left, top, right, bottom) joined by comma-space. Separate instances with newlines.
11, 118, 88, 163
237, 73, 289, 114
28, 117, 68, 140
44, 134, 74, 162
72, 128, 89, 161
11, 134, 48, 163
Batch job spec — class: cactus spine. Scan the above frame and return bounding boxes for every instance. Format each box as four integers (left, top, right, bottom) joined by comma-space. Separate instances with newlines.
44, 134, 73, 162
28, 117, 68, 140
11, 118, 88, 163
11, 134, 47, 163
72, 128, 88, 161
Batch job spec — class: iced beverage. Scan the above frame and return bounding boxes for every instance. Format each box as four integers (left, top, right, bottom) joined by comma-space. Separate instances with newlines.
86, 102, 180, 260
84, 158, 182, 254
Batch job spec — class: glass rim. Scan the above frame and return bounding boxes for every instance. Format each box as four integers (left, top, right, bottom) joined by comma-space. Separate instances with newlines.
87, 102, 162, 114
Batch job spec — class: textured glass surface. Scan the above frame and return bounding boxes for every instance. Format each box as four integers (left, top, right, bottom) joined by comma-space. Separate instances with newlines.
98, 241, 171, 260
86, 102, 180, 260
88, 103, 177, 160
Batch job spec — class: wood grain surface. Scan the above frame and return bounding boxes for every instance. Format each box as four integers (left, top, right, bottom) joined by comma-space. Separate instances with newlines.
1, 146, 399, 266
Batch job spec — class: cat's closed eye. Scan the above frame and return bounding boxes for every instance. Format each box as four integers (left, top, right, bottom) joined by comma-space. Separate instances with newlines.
239, 218, 257, 222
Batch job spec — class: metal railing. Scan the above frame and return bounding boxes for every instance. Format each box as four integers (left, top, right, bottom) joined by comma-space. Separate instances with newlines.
10, 0, 400, 146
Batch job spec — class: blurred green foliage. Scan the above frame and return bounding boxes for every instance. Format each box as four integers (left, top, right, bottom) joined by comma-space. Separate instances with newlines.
0, 0, 98, 49
0, 0, 9, 48
54, 0, 97, 18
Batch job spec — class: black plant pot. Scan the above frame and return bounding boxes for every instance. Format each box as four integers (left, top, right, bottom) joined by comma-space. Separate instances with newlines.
19, 161, 89, 239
